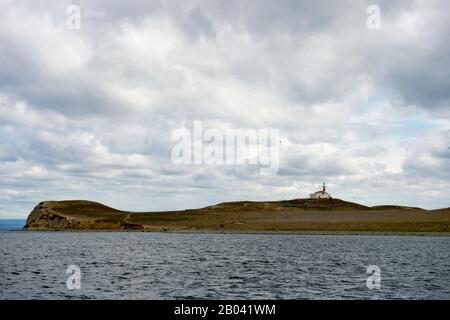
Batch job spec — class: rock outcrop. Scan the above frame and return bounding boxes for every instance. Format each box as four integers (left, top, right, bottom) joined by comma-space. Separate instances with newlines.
25, 201, 144, 231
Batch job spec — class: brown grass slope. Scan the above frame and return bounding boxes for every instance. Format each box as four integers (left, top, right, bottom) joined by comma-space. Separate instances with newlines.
24, 198, 450, 233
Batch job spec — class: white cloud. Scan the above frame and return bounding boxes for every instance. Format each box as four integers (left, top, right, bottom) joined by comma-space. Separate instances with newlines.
0, 0, 449, 218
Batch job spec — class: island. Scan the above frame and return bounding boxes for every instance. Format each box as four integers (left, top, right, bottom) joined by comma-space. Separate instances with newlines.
23, 198, 450, 234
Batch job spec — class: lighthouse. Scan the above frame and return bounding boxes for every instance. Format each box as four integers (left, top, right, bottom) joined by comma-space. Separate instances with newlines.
309, 183, 331, 199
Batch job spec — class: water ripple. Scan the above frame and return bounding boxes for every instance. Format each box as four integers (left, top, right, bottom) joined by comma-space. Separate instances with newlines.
0, 232, 449, 299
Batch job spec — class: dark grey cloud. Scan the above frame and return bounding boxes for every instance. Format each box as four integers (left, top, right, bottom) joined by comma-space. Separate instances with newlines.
1, 0, 449, 115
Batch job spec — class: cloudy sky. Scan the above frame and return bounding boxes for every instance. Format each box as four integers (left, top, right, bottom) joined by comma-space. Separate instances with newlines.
1, 0, 449, 218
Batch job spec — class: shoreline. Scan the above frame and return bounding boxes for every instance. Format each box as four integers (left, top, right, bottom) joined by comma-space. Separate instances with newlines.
14, 228, 450, 237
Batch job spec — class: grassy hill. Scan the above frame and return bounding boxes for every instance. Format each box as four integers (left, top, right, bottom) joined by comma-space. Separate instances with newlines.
24, 198, 450, 233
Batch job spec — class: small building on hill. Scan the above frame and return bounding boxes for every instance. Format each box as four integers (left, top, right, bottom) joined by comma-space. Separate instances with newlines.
310, 183, 331, 199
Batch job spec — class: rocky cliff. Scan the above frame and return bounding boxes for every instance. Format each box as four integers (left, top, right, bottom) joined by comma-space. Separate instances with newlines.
25, 201, 144, 231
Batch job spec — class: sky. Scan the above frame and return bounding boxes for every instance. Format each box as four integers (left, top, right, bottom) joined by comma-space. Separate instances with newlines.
0, 0, 449, 218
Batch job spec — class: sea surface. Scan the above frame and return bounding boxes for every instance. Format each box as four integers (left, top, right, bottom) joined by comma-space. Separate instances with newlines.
0, 231, 449, 299
0, 219, 25, 230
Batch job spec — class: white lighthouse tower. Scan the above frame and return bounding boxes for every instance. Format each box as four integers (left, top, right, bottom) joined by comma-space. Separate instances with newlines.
309, 183, 331, 199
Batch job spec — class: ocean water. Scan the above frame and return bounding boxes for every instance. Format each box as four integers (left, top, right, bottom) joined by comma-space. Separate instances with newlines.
0, 219, 25, 230
0, 231, 449, 299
